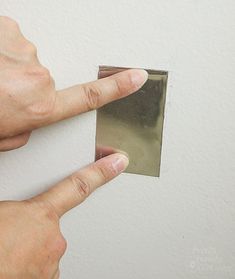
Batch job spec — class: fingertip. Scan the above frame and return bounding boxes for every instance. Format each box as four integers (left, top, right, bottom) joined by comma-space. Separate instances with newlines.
129, 69, 148, 89
111, 153, 129, 174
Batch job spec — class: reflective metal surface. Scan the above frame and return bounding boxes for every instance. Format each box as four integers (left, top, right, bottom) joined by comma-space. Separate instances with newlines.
95, 66, 168, 177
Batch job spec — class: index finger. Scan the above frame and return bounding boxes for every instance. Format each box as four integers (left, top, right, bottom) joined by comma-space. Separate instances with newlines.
31, 153, 129, 217
48, 69, 148, 124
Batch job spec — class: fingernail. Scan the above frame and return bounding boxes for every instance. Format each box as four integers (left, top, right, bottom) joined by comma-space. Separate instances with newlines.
115, 149, 129, 159
131, 69, 148, 88
112, 154, 129, 174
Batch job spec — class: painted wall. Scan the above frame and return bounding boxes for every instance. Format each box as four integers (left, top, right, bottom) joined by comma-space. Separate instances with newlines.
0, 1, 234, 278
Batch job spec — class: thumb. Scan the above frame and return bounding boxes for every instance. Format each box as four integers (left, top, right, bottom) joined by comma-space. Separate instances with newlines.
30, 153, 129, 217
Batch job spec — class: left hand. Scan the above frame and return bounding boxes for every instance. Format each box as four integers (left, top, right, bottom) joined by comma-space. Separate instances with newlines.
0, 16, 147, 151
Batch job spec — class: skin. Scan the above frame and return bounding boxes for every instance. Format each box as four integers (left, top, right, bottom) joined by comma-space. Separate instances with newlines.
0, 16, 148, 279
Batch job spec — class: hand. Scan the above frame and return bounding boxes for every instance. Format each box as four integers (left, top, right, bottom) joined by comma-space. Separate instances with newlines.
0, 16, 148, 151
0, 16, 148, 279
0, 152, 129, 279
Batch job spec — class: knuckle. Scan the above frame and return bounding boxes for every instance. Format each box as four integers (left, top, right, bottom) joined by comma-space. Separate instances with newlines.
26, 65, 51, 84
0, 16, 19, 30
29, 66, 50, 79
23, 66, 56, 119
38, 67, 51, 85
59, 236, 67, 255
70, 174, 91, 200
54, 235, 67, 256
22, 40, 37, 57
82, 84, 102, 110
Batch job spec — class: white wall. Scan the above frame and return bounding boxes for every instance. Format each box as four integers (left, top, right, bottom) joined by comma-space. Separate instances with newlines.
0, 1, 235, 278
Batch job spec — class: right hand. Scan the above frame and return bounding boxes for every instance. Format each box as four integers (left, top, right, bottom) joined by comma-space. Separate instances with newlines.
0, 152, 129, 279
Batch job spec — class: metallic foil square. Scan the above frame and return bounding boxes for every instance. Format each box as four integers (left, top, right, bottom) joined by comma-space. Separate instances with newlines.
95, 66, 168, 177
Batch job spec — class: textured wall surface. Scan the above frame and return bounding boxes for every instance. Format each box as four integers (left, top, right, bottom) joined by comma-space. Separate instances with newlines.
0, 1, 235, 278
